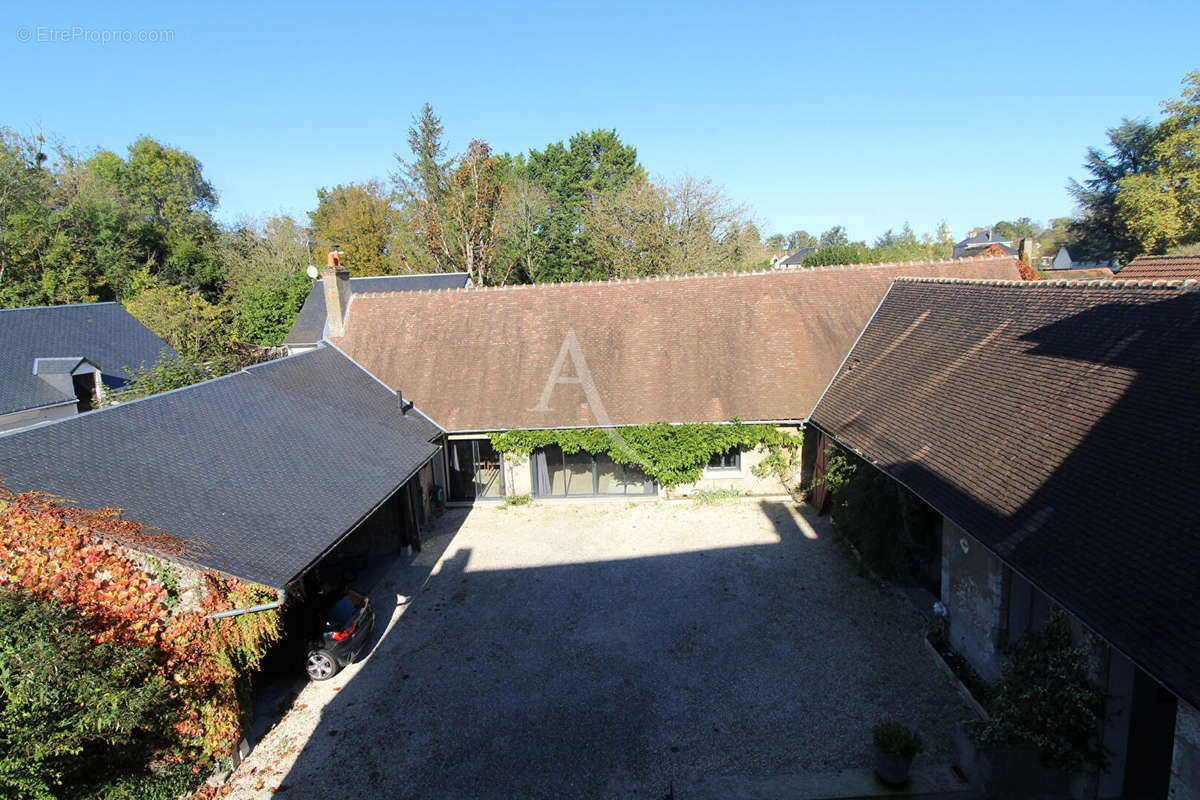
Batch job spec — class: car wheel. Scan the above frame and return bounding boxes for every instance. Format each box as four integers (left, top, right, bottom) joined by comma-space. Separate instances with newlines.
306, 649, 340, 681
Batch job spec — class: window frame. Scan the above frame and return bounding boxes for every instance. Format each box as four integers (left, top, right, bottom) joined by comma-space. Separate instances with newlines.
531, 445, 656, 498
705, 448, 742, 474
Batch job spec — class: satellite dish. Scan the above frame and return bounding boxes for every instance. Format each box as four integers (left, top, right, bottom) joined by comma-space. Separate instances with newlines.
306, 265, 320, 280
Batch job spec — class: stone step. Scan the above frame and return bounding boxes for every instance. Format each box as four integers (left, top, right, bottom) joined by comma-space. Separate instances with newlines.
674, 763, 978, 800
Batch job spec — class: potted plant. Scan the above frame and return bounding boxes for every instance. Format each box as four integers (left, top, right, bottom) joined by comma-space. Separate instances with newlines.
964, 613, 1106, 796
872, 721, 924, 785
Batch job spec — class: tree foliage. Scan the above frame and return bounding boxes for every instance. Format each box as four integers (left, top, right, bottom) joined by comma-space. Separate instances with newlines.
520, 129, 644, 282
222, 216, 314, 346
0, 589, 177, 799
1066, 72, 1200, 261
415, 140, 509, 285
308, 180, 398, 276
1067, 118, 1158, 263
122, 277, 231, 361
1115, 72, 1200, 254
586, 173, 767, 277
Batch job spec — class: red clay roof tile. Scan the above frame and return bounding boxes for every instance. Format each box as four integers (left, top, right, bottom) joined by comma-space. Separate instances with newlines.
333, 257, 1025, 431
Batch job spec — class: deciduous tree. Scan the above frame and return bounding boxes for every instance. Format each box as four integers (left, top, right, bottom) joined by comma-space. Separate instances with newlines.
1116, 72, 1200, 253
308, 180, 397, 276
416, 140, 509, 285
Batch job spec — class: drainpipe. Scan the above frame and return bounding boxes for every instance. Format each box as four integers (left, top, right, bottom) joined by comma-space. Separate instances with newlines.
204, 588, 287, 620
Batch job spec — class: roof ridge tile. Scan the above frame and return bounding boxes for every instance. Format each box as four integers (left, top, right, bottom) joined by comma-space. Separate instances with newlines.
893, 276, 1200, 290
346, 255, 1019, 297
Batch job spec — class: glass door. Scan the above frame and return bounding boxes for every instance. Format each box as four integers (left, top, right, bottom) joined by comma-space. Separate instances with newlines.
475, 440, 502, 499
448, 439, 504, 501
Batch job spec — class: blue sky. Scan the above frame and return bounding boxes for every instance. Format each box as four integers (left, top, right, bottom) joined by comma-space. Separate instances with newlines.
3, 0, 1197, 244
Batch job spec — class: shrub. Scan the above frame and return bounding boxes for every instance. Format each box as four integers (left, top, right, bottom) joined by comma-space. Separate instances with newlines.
979, 612, 1107, 772
872, 721, 924, 758
0, 589, 177, 799
503, 493, 533, 507
692, 487, 742, 504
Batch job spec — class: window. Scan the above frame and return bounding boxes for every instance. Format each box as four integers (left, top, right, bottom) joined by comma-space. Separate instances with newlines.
447, 439, 504, 501
707, 449, 741, 471
531, 446, 655, 497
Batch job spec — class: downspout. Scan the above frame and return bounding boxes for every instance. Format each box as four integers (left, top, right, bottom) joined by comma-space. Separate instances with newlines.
204, 588, 287, 620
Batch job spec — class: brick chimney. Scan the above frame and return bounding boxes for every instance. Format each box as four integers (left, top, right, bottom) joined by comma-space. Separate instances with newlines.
321, 249, 350, 338
1018, 237, 1035, 265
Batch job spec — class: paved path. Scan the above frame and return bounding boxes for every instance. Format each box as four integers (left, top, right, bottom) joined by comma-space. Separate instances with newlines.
227, 499, 971, 799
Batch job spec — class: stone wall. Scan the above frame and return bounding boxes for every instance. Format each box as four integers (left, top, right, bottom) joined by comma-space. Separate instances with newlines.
941, 517, 1007, 682
1171, 700, 1200, 799
665, 438, 797, 498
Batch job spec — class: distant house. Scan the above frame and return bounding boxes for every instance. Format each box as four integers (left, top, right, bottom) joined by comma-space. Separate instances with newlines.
808, 277, 1200, 798
1117, 253, 1200, 282
0, 302, 174, 433
283, 272, 471, 354
1051, 246, 1110, 270
328, 256, 1024, 502
772, 247, 816, 268
952, 228, 1016, 259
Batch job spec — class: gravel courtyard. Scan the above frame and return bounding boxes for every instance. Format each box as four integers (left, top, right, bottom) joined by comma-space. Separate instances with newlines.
227, 499, 971, 799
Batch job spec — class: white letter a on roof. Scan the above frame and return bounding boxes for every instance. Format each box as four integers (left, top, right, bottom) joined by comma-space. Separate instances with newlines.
529, 328, 610, 424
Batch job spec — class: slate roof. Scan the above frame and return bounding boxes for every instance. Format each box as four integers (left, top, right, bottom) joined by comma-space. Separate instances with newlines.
778, 247, 816, 266
0, 346, 441, 588
284, 273, 472, 347
810, 277, 1200, 707
1118, 254, 1200, 282
0, 302, 175, 415
331, 256, 1025, 431
955, 228, 1012, 248
953, 229, 1016, 259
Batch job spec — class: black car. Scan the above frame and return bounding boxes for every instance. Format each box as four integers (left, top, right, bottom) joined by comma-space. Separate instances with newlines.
305, 589, 376, 681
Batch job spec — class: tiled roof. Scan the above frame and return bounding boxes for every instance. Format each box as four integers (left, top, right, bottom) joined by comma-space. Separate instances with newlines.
1040, 267, 1115, 281
332, 257, 1025, 431
284, 272, 471, 346
0, 303, 175, 415
810, 277, 1200, 707
1118, 254, 1200, 282
0, 346, 441, 588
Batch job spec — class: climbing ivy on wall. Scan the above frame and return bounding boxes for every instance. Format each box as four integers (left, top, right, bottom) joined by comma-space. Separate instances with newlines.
0, 488, 280, 794
823, 445, 941, 585
489, 421, 802, 488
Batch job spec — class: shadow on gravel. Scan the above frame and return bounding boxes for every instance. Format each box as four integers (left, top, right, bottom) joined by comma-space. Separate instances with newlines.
244, 508, 473, 751
265, 501, 963, 800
